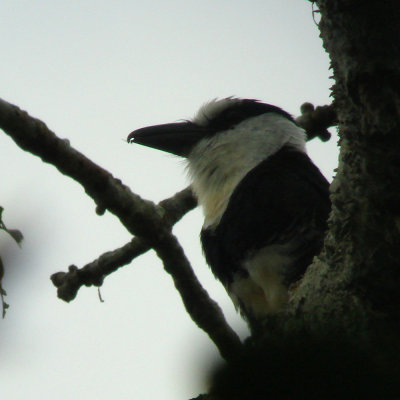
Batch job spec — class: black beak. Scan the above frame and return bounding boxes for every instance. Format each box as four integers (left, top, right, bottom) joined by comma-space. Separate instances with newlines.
127, 121, 213, 157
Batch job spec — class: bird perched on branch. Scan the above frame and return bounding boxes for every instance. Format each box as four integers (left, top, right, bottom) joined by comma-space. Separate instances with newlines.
128, 97, 330, 327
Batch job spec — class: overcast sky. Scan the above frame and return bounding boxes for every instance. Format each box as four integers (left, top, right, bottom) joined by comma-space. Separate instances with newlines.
0, 1, 337, 399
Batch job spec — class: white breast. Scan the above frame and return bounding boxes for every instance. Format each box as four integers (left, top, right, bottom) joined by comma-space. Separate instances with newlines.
228, 244, 295, 316
187, 113, 306, 228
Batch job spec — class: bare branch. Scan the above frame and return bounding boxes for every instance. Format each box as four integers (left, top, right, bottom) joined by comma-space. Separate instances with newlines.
51, 187, 197, 302
51, 239, 149, 300
296, 102, 337, 142
0, 98, 242, 361
0, 98, 163, 239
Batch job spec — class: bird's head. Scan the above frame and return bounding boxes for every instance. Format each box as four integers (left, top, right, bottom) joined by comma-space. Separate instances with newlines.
128, 97, 307, 227
127, 97, 304, 157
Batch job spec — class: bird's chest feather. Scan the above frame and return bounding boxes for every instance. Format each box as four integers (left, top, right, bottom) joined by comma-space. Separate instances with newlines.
191, 172, 245, 228
228, 244, 295, 316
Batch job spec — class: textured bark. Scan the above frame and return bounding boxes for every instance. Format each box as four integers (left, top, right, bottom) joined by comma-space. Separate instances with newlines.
289, 0, 400, 334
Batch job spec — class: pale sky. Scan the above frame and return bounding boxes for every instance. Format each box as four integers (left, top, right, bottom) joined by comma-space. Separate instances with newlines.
0, 1, 337, 399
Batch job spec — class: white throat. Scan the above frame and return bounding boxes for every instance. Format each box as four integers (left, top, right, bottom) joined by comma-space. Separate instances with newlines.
187, 113, 306, 228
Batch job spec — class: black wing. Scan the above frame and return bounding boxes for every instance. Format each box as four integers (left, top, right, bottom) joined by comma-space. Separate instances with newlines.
201, 146, 331, 286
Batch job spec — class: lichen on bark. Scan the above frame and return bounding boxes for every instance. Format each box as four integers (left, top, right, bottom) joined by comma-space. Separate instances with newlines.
289, 0, 400, 333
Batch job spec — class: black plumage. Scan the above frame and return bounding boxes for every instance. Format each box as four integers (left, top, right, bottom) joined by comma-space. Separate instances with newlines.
201, 145, 330, 287
203, 100, 294, 131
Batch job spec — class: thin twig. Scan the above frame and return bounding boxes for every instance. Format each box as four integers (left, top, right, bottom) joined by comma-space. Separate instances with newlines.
51, 187, 197, 302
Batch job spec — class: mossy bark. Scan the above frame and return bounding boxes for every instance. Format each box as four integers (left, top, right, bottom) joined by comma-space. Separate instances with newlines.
290, 0, 400, 334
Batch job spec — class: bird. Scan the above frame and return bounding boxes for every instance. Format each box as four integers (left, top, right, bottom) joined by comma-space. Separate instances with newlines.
128, 97, 330, 327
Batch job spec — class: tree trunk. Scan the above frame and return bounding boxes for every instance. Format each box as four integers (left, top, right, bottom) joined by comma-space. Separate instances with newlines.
290, 0, 400, 334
